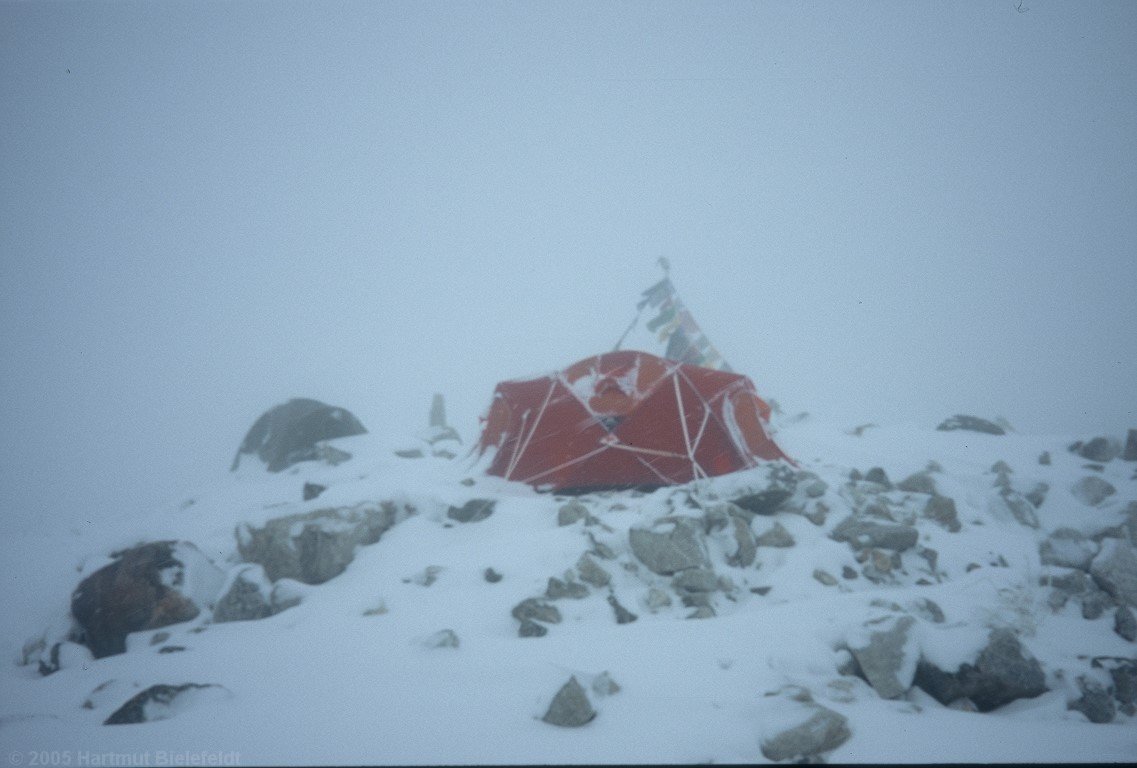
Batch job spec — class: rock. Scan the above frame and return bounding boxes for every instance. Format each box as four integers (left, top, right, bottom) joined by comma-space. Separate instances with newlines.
865, 467, 892, 489
1025, 482, 1049, 508
1069, 676, 1115, 723
990, 460, 1013, 475
104, 683, 228, 725
1071, 476, 1117, 507
754, 522, 795, 548
913, 628, 1047, 712
923, 496, 961, 532
237, 501, 405, 584
830, 516, 919, 552
607, 594, 638, 624
1090, 539, 1137, 606
36, 641, 93, 677
628, 518, 709, 575
849, 616, 917, 699
804, 480, 828, 498
1079, 437, 1121, 463
936, 415, 1005, 435
591, 672, 620, 697
1114, 606, 1136, 641
1099, 658, 1137, 712
394, 448, 424, 459
422, 629, 459, 649
212, 565, 273, 623
727, 516, 757, 567
1039, 451, 1051, 465
576, 554, 610, 588
557, 501, 589, 526
269, 578, 308, 613
842, 565, 858, 580
231, 398, 366, 472
546, 577, 588, 600
731, 488, 793, 516
1040, 529, 1099, 571
484, 567, 502, 583
302, 482, 326, 501
1125, 430, 1137, 462
759, 699, 851, 762
993, 491, 1040, 529
897, 471, 936, 494
645, 588, 672, 611
71, 541, 225, 659
671, 568, 718, 596
511, 598, 562, 625
908, 598, 945, 623
687, 606, 715, 619
813, 569, 838, 587
518, 619, 547, 638
447, 498, 495, 523
541, 676, 595, 727
1081, 586, 1113, 620
849, 468, 863, 481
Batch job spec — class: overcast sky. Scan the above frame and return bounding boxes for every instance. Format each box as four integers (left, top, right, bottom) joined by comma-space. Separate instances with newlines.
2, 1, 1135, 533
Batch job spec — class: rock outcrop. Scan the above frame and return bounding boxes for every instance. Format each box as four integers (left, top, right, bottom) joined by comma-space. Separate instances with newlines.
231, 398, 366, 472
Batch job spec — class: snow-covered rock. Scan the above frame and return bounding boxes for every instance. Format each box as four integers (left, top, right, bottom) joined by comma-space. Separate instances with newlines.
628, 517, 709, 575
1090, 539, 1137, 607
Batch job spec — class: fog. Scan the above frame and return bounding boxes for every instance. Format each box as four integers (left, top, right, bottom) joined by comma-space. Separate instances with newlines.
2, 1, 1134, 534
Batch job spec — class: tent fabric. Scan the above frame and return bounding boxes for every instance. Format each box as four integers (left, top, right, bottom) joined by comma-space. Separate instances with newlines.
476, 350, 792, 491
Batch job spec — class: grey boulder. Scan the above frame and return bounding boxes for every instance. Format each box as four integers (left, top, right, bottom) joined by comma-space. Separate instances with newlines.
936, 414, 1005, 435
849, 616, 918, 699
1040, 528, 1099, 571
231, 398, 365, 472
628, 517, 709, 575
1090, 539, 1137, 607
1078, 437, 1121, 463
913, 628, 1046, 712
212, 565, 273, 623
1071, 476, 1117, 507
542, 676, 595, 727
759, 696, 851, 762
830, 516, 918, 552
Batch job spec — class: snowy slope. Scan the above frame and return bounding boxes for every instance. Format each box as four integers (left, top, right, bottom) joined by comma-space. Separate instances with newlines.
1, 416, 1135, 764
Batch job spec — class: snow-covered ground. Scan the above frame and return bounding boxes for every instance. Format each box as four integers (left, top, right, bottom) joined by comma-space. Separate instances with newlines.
1, 413, 1135, 764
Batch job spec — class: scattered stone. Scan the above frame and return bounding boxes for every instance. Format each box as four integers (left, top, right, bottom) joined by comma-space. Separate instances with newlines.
576, 553, 611, 588
231, 398, 365, 472
645, 588, 673, 610
302, 482, 326, 501
804, 480, 828, 498
362, 601, 388, 616
36, 641, 93, 677
591, 672, 620, 697
422, 629, 459, 649
269, 578, 308, 613
237, 501, 406, 584
897, 472, 937, 495
830, 516, 919, 552
1040, 529, 1099, 571
628, 518, 709, 575
557, 500, 589, 526
990, 460, 1013, 475
546, 577, 589, 600
908, 598, 945, 624
607, 594, 638, 624
1098, 658, 1137, 713
1039, 451, 1051, 465
1079, 437, 1121, 463
803, 502, 828, 527
865, 467, 892, 489
759, 698, 851, 762
913, 628, 1046, 712
394, 448, 424, 459
849, 616, 917, 699
587, 532, 617, 560
542, 676, 595, 727
511, 598, 562, 625
750, 586, 772, 596
923, 496, 961, 532
212, 565, 273, 623
518, 619, 547, 638
1071, 476, 1117, 507
849, 468, 863, 481
842, 565, 858, 580
754, 522, 795, 548
731, 488, 793, 516
71, 541, 225, 659
104, 683, 228, 725
484, 567, 502, 583
726, 515, 757, 567
1069, 676, 1115, 723
995, 491, 1040, 529
672, 568, 718, 595
687, 606, 715, 619
926, 460, 944, 473
1125, 430, 1137, 462
1090, 539, 1137, 606
408, 565, 443, 587
813, 569, 838, 587
447, 498, 495, 523
1025, 482, 1049, 508
157, 646, 185, 654
936, 415, 1005, 435
1081, 587, 1113, 620
149, 632, 170, 646
1114, 606, 1136, 641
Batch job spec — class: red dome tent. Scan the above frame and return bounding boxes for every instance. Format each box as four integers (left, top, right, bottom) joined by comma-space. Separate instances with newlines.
475, 350, 793, 492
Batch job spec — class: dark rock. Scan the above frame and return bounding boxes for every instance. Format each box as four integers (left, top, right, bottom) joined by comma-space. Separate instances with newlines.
1081, 587, 1113, 620
1125, 430, 1137, 462
1097, 658, 1137, 710
914, 628, 1046, 712
542, 676, 595, 727
1071, 476, 1117, 507
849, 616, 917, 699
231, 398, 365, 472
71, 541, 224, 659
672, 568, 718, 595
897, 472, 937, 495
760, 702, 851, 762
804, 480, 827, 498
830, 516, 919, 552
936, 415, 1005, 435
546, 577, 588, 600
104, 683, 226, 725
557, 501, 589, 526
1114, 606, 1136, 641
1079, 437, 1121, 463
302, 482, 326, 501
628, 518, 709, 575
237, 501, 405, 584
1025, 482, 1049, 508
511, 598, 562, 625
909, 597, 945, 623
157, 645, 186, 654
37, 641, 92, 677
731, 488, 792, 516
576, 553, 610, 588
212, 565, 273, 623
990, 460, 1013, 475
813, 569, 838, 587
607, 594, 638, 624
849, 469, 863, 482
1039, 451, 1051, 465
727, 515, 757, 567
1069, 676, 1115, 723
923, 496, 961, 532
484, 567, 502, 583
1040, 528, 1099, 571
518, 619, 547, 638
841, 565, 858, 580
1091, 540, 1137, 606
447, 498, 495, 523
865, 467, 892, 489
